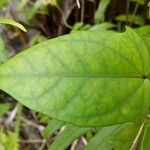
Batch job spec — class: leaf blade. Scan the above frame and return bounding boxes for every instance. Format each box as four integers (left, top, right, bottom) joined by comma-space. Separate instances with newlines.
49, 124, 90, 150
84, 123, 139, 150
0, 18, 27, 32
0, 27, 149, 127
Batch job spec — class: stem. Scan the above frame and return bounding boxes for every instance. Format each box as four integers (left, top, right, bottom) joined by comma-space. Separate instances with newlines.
76, 0, 81, 8
117, 22, 122, 31
56, 5, 72, 29
81, 0, 85, 23
129, 3, 139, 26
130, 121, 145, 150
125, 0, 131, 25
15, 103, 23, 138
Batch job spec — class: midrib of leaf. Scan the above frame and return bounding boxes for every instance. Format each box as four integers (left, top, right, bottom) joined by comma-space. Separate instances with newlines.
0, 29, 147, 79
0, 73, 145, 79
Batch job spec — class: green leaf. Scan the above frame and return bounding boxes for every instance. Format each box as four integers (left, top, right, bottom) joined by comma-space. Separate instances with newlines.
71, 22, 84, 32
84, 123, 139, 150
136, 0, 145, 5
134, 26, 150, 51
131, 0, 145, 5
43, 119, 64, 139
49, 124, 90, 150
95, 0, 111, 23
90, 22, 116, 31
17, 0, 28, 11
0, 103, 10, 117
0, 36, 8, 63
0, 18, 27, 32
18, 0, 49, 21
0, 129, 19, 150
116, 14, 144, 26
138, 120, 150, 150
0, 27, 149, 127
0, 0, 10, 9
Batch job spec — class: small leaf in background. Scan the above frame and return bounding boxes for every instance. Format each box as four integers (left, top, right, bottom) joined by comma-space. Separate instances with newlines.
0, 103, 10, 117
90, 22, 116, 31
78, 24, 91, 31
17, 0, 28, 11
46, 0, 58, 6
17, 0, 49, 21
0, 18, 27, 32
115, 14, 144, 26
32, 0, 49, 14
94, 0, 111, 23
0, 27, 149, 127
71, 22, 84, 32
37, 112, 50, 123
49, 124, 90, 150
0, 0, 10, 9
84, 123, 139, 150
0, 36, 8, 63
74, 22, 116, 32
84, 125, 119, 150
106, 123, 139, 150
0, 129, 19, 150
29, 33, 48, 46
138, 120, 150, 150
44, 119, 64, 139
131, 0, 145, 5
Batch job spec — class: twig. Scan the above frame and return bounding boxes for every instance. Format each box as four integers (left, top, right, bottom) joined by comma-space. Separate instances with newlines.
76, 0, 81, 8
20, 139, 46, 150
38, 139, 46, 150
6, 104, 18, 125
20, 139, 46, 144
70, 139, 78, 150
31, 111, 39, 123
81, 136, 88, 145
56, 6, 72, 29
21, 117, 45, 133
130, 122, 145, 150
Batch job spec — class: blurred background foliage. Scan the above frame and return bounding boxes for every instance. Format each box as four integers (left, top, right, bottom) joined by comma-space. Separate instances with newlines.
0, 0, 150, 150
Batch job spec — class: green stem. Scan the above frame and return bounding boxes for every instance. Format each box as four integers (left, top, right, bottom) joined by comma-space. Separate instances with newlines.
125, 0, 131, 24
129, 3, 139, 26
56, 5, 72, 29
117, 22, 122, 31
15, 103, 23, 138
